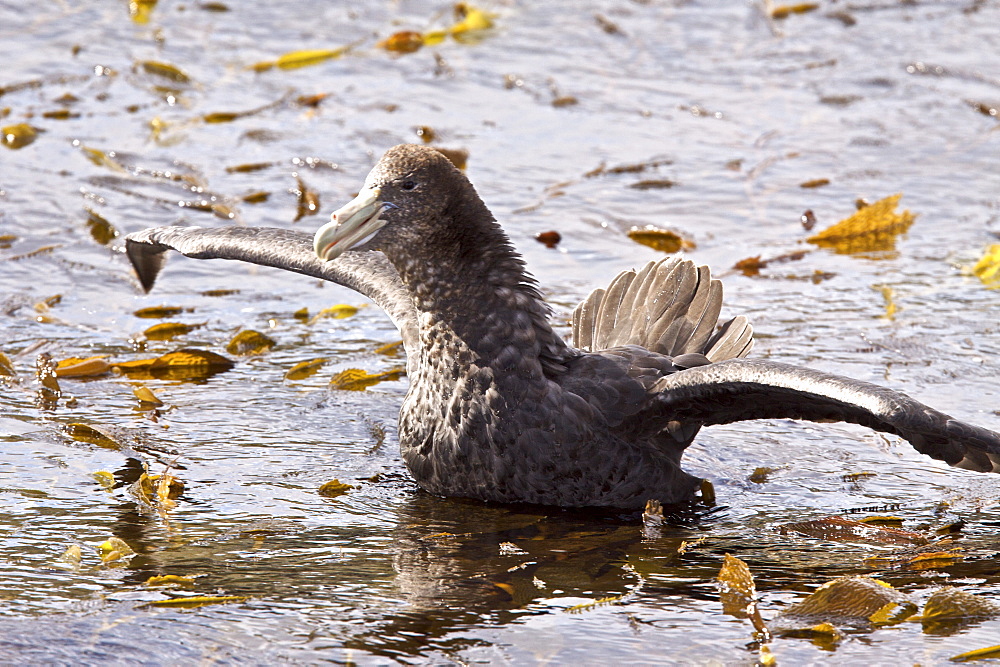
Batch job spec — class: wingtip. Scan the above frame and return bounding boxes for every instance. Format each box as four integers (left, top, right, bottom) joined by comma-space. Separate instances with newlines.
124, 233, 167, 293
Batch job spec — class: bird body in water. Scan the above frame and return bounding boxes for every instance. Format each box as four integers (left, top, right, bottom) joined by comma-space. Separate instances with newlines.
126, 144, 1000, 509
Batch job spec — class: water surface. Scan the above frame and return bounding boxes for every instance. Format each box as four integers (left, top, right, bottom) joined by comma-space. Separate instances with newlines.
2, 1, 1000, 664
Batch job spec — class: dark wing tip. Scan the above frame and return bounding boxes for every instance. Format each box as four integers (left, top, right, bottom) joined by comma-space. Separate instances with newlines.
125, 231, 169, 293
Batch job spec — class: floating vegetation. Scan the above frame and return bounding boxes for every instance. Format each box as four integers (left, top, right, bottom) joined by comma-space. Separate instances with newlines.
285, 357, 329, 381
329, 367, 405, 391
807, 194, 915, 255
534, 230, 561, 248
132, 384, 164, 407
318, 479, 354, 498
308, 304, 358, 324
770, 3, 820, 19
2, 123, 40, 149
379, 4, 494, 53
972, 244, 1000, 289
250, 46, 352, 72
136, 60, 191, 85
143, 322, 203, 341
54, 356, 112, 378
134, 305, 194, 319
292, 175, 320, 221
139, 596, 249, 609
226, 330, 276, 356
113, 348, 235, 381
84, 208, 119, 245
626, 226, 695, 253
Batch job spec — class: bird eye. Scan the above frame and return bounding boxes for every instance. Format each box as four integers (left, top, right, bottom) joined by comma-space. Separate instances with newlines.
400, 180, 417, 191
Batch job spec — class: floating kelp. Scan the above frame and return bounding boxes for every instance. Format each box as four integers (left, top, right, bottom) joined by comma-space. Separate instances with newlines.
143, 322, 203, 341
134, 305, 194, 319
113, 348, 234, 381
2, 123, 40, 149
329, 367, 405, 391
318, 479, 354, 498
779, 515, 929, 546
285, 357, 329, 381
972, 244, 1000, 289
139, 595, 248, 608
308, 304, 358, 324
55, 356, 112, 378
378, 4, 494, 53
250, 46, 351, 72
226, 330, 275, 356
807, 194, 915, 255
626, 226, 695, 253
292, 175, 320, 221
718, 554, 769, 640
84, 208, 119, 245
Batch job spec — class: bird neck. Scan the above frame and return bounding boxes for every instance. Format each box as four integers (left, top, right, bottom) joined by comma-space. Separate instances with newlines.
389, 195, 572, 379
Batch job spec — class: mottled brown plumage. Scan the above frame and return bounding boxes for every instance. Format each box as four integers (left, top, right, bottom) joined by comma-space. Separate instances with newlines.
125, 144, 1000, 509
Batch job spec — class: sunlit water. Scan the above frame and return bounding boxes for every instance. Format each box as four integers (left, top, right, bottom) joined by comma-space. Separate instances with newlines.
2, 1, 1000, 664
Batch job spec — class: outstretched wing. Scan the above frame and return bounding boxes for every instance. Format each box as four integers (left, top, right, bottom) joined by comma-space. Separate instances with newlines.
572, 256, 753, 362
650, 358, 1000, 473
124, 226, 419, 355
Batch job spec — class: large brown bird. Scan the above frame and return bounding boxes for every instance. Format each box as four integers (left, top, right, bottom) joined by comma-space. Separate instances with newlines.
126, 144, 1000, 509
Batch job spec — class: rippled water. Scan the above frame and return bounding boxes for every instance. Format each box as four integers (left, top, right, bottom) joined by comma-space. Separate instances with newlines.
2, 1, 1000, 664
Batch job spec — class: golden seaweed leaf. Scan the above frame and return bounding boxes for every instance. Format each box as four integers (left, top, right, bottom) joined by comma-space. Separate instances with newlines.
55, 356, 112, 378
972, 244, 1000, 289
137, 60, 191, 84
308, 304, 359, 324
143, 321, 202, 341
129, 0, 157, 23
293, 176, 320, 221
2, 123, 40, 149
113, 348, 234, 381
85, 208, 118, 245
99, 536, 136, 564
771, 3, 820, 19
249, 46, 351, 72
93, 471, 116, 490
318, 479, 354, 498
626, 226, 696, 253
951, 645, 1000, 663
877, 285, 897, 319
330, 367, 405, 391
139, 595, 249, 608
748, 467, 778, 484
917, 587, 1000, 624
134, 305, 193, 319
67, 423, 118, 448
226, 330, 276, 356
374, 340, 404, 357
156, 349, 234, 369
718, 554, 769, 638
858, 516, 904, 528
379, 31, 426, 53
0, 351, 17, 377
450, 4, 494, 34
52, 544, 83, 571
807, 194, 915, 255
779, 515, 928, 546
718, 554, 756, 618
379, 5, 494, 53
133, 385, 164, 406
285, 358, 329, 381
133, 471, 184, 510
799, 178, 830, 189
146, 575, 197, 587
777, 577, 915, 625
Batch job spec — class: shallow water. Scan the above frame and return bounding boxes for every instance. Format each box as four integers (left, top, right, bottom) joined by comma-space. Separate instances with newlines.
2, 1, 1000, 664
